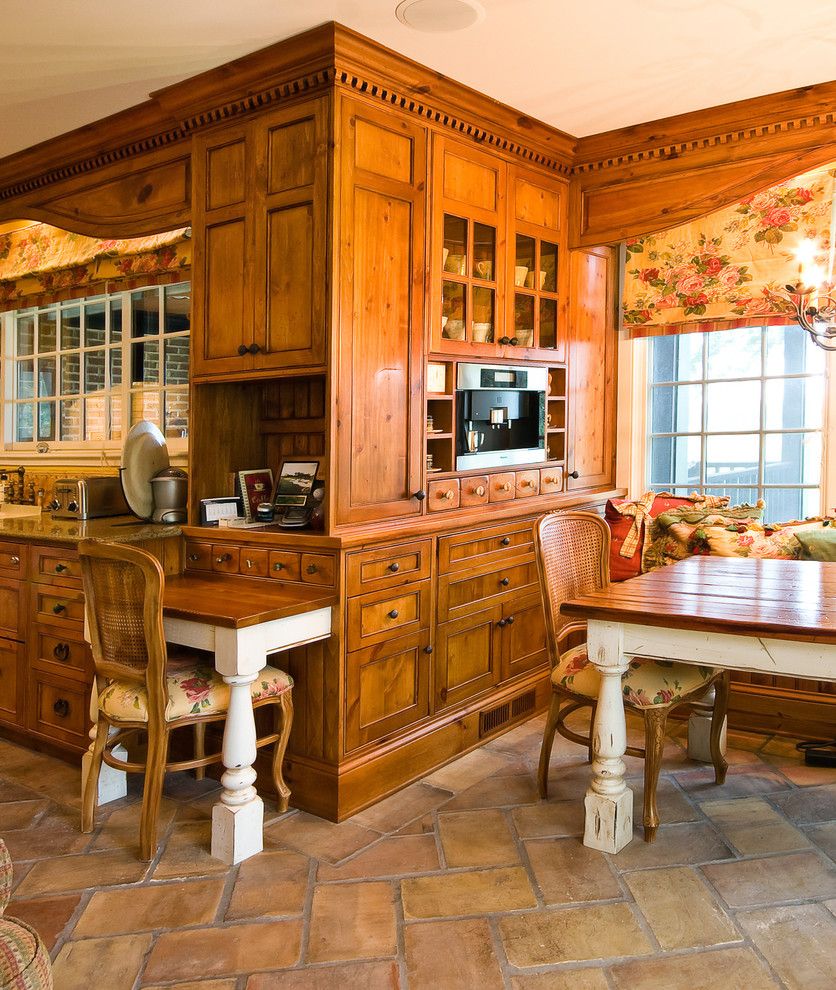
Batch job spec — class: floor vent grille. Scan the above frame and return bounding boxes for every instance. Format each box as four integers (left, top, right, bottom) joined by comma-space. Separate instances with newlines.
479, 689, 537, 738
511, 689, 536, 719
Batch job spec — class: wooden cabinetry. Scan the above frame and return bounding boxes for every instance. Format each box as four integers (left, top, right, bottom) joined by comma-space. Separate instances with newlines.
0, 638, 24, 725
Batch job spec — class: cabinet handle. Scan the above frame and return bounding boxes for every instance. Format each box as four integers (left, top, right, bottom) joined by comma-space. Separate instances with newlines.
248, 342, 261, 355
500, 537, 511, 546
509, 337, 519, 347
245, 559, 255, 569
52, 603, 66, 614
441, 489, 455, 501
499, 336, 510, 345
306, 564, 318, 575
54, 563, 69, 573
10, 555, 20, 565
53, 642, 71, 662
473, 485, 486, 497
544, 476, 557, 485
388, 609, 400, 619
498, 618, 508, 628
506, 615, 515, 625
237, 344, 249, 356
500, 482, 512, 492
52, 698, 70, 718
413, 490, 426, 501
520, 478, 533, 488
388, 562, 400, 573
500, 577, 510, 587
216, 553, 232, 564
569, 470, 580, 480
424, 644, 433, 654
188, 553, 200, 562
273, 562, 284, 571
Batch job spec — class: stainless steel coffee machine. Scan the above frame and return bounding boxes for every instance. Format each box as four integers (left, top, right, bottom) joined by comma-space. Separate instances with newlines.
455, 363, 547, 470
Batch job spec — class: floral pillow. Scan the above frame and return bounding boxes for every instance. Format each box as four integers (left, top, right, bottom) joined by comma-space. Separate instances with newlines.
642, 502, 764, 571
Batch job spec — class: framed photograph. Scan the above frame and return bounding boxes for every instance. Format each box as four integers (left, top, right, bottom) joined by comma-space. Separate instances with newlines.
274, 460, 319, 508
237, 469, 274, 522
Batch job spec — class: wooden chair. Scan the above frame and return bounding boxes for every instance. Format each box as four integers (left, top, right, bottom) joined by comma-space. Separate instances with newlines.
534, 511, 729, 841
79, 540, 294, 860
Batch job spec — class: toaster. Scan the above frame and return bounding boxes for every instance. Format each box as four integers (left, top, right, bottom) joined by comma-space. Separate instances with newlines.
51, 477, 130, 519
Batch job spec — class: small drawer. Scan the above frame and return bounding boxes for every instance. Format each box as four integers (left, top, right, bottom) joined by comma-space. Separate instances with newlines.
515, 470, 540, 498
31, 627, 90, 682
301, 553, 336, 587
428, 479, 460, 512
185, 541, 213, 571
540, 466, 564, 494
346, 540, 432, 596
31, 585, 85, 631
212, 546, 240, 573
28, 671, 89, 748
346, 581, 431, 651
488, 473, 516, 502
438, 556, 538, 622
31, 545, 82, 587
438, 519, 536, 573
0, 542, 26, 579
268, 551, 302, 582
239, 548, 269, 577
460, 476, 489, 507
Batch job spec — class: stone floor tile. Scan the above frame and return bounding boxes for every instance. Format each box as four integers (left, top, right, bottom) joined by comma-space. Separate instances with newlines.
318, 835, 439, 881
525, 837, 621, 904
510, 971, 609, 990
0, 743, 84, 809
5, 893, 80, 951
352, 783, 453, 832
1, 807, 92, 861
806, 821, 836, 861
0, 777, 42, 802
226, 849, 309, 920
703, 850, 836, 907
770, 783, 836, 824
90, 796, 180, 851
438, 809, 519, 868
442, 773, 540, 811
74, 877, 225, 935
674, 764, 791, 800
779, 763, 836, 787
15, 848, 149, 896
624, 866, 740, 949
307, 881, 397, 963
404, 918, 504, 990
394, 814, 435, 835
143, 920, 303, 981
545, 762, 600, 802
52, 933, 152, 990
512, 798, 585, 838
152, 821, 228, 879
723, 821, 812, 855
624, 776, 702, 824
264, 811, 380, 863
483, 716, 547, 760
737, 903, 836, 990
0, 798, 49, 830
246, 961, 401, 989
401, 866, 537, 919
499, 903, 652, 967
826, 899, 836, 917
608, 946, 777, 990
424, 747, 521, 792
727, 730, 771, 753
610, 822, 734, 870
700, 794, 785, 827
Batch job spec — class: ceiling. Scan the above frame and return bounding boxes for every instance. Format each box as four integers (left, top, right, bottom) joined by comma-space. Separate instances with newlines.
3, 0, 836, 160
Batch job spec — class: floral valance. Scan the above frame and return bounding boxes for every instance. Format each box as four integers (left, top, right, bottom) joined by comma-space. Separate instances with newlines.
622, 162, 836, 337
0, 223, 191, 311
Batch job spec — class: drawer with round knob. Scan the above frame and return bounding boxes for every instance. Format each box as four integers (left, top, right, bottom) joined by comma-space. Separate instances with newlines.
460, 476, 489, 507
267, 551, 302, 583
539, 466, 564, 494
32, 627, 90, 682
31, 545, 82, 587
211, 546, 240, 574
31, 585, 85, 631
427, 479, 460, 512
28, 671, 88, 747
346, 540, 432, 596
184, 541, 213, 571
438, 519, 536, 573
514, 470, 540, 498
438, 556, 538, 622
0, 542, 26, 579
301, 553, 336, 587
346, 581, 431, 651
488, 472, 516, 503
239, 548, 269, 577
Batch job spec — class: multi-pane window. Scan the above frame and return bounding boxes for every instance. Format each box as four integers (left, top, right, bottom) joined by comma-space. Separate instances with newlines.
647, 325, 825, 521
4, 282, 190, 447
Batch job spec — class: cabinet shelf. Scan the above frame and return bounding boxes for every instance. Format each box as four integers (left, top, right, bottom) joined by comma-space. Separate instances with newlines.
427, 431, 453, 440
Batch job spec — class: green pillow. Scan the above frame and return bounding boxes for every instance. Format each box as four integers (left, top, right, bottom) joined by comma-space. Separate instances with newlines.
794, 529, 836, 562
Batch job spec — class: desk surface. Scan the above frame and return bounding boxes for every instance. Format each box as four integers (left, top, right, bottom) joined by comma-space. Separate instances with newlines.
562, 556, 836, 643
162, 573, 336, 628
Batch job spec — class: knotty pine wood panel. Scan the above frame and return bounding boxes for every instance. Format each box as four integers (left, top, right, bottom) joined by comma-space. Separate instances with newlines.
206, 139, 246, 210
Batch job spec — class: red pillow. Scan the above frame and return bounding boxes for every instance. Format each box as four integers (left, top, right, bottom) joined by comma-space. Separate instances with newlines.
605, 494, 696, 582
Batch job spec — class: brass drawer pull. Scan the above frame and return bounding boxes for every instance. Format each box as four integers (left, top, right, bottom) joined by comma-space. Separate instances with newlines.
441, 489, 455, 501
188, 553, 200, 562
500, 577, 510, 587
53, 642, 71, 662
388, 562, 400, 573
500, 482, 512, 492
53, 698, 70, 718
10, 555, 20, 565
245, 559, 255, 569
52, 603, 66, 614
216, 553, 232, 564
473, 485, 486, 497
388, 609, 400, 619
273, 562, 285, 571
306, 564, 318, 575
500, 537, 511, 546
54, 563, 69, 573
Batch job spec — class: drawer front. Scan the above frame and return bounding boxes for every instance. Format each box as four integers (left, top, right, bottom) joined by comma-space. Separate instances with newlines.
346, 540, 432, 596
0, 542, 26, 579
488, 472, 516, 502
515, 470, 540, 498
301, 554, 336, 587
439, 520, 536, 573
427, 479, 460, 512
0, 637, 23, 725
438, 556, 537, 622
459, 476, 489, 507
31, 585, 86, 632
540, 466, 564, 494
31, 627, 91, 682
0, 579, 27, 640
28, 672, 89, 748
346, 581, 432, 652
212, 546, 241, 573
185, 541, 213, 571
31, 545, 82, 587
268, 551, 302, 582
239, 548, 269, 577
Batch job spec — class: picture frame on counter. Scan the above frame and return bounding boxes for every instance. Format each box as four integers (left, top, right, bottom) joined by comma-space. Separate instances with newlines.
237, 469, 274, 522
273, 460, 319, 508
199, 495, 243, 526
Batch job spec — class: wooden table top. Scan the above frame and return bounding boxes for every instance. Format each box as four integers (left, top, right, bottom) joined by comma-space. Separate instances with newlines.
162, 573, 337, 629
562, 556, 836, 643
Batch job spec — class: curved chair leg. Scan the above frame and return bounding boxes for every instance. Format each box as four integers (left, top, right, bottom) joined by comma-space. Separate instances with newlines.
272, 691, 294, 814
193, 722, 206, 781
710, 672, 730, 785
82, 714, 108, 834
538, 691, 562, 799
642, 706, 669, 843
139, 725, 169, 861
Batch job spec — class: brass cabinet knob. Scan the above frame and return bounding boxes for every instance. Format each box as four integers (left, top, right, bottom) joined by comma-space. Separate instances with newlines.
10, 555, 20, 565
188, 553, 200, 562
245, 559, 254, 569
216, 553, 232, 564
388, 562, 400, 572
273, 562, 284, 571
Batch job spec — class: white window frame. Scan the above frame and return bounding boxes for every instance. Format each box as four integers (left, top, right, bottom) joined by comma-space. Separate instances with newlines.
1, 282, 189, 467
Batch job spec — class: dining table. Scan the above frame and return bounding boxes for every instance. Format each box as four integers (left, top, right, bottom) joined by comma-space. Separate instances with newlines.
561, 555, 836, 854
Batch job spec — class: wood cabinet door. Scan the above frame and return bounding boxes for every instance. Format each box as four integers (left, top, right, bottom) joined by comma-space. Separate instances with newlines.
500, 593, 548, 682
435, 606, 502, 711
0, 637, 24, 725
335, 96, 427, 525
191, 123, 255, 377
566, 246, 616, 491
253, 96, 328, 370
0, 578, 25, 640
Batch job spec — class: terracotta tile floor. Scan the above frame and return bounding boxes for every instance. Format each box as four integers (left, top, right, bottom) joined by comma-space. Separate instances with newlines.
2, 714, 836, 989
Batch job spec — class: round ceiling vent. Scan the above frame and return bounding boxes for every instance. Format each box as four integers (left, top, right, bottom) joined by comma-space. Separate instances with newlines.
395, 0, 486, 33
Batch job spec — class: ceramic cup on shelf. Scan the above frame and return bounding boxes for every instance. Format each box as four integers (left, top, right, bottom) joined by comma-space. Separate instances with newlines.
472, 322, 492, 342
444, 319, 465, 340
540, 270, 548, 288
525, 271, 536, 289
514, 265, 528, 286
516, 328, 534, 347
446, 254, 465, 275
475, 260, 493, 280
442, 247, 450, 268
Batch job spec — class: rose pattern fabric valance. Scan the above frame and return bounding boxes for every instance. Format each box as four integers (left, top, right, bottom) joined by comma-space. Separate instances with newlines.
622, 162, 836, 337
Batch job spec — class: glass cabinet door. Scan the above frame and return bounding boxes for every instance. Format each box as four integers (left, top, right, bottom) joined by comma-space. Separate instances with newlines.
511, 232, 560, 351
440, 213, 497, 345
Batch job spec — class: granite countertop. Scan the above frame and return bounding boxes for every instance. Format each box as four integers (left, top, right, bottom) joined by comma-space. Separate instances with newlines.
0, 513, 182, 545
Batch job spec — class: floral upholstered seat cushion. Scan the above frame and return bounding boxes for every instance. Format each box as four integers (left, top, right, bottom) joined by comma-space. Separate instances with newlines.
553, 644, 718, 708
98, 656, 292, 723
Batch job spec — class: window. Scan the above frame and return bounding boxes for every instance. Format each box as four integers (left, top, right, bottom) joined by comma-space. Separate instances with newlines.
647, 325, 825, 521
3, 282, 190, 450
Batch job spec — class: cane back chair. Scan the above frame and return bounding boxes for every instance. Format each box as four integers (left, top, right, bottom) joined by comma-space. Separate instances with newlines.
534, 511, 729, 841
79, 540, 294, 860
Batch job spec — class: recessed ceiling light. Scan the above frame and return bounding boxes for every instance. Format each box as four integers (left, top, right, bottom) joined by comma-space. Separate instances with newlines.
395, 0, 486, 33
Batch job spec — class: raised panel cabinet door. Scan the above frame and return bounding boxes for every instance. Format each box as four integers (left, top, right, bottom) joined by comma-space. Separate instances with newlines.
434, 606, 502, 711
499, 593, 548, 682
0, 579, 26, 640
566, 246, 616, 490
335, 97, 427, 525
0, 637, 24, 725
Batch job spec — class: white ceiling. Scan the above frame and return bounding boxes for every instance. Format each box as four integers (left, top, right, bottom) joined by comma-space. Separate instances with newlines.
3, 0, 836, 160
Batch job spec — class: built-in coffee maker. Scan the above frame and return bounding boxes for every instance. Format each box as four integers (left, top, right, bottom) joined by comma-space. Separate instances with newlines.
455, 363, 547, 471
